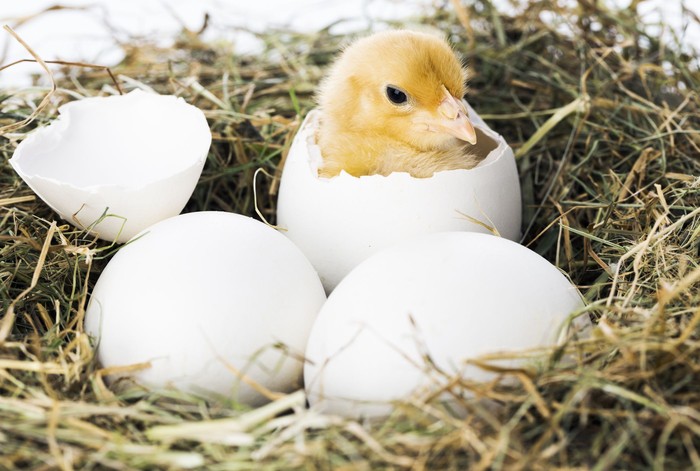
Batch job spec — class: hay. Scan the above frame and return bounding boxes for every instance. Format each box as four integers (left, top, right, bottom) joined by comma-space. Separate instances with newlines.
1, 0, 699, 469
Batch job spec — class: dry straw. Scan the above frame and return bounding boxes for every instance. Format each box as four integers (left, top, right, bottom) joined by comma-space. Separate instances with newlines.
1, 0, 699, 469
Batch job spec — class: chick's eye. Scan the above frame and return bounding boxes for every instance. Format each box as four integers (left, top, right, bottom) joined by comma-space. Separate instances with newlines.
386, 86, 408, 105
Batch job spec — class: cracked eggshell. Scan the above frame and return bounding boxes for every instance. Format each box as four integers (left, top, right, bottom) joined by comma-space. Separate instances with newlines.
84, 211, 326, 406
9, 89, 211, 243
276, 104, 521, 292
304, 232, 587, 418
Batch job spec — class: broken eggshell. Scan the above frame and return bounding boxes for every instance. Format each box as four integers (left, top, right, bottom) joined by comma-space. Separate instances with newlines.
276, 103, 522, 292
9, 89, 211, 243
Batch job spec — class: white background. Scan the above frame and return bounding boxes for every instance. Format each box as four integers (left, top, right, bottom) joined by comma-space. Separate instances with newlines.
0, 0, 698, 88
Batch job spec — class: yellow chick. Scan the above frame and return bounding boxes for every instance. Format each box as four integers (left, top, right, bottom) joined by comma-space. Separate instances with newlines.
317, 30, 479, 178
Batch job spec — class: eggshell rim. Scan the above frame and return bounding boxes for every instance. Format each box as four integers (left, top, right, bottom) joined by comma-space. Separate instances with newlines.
9, 89, 211, 194
299, 100, 509, 182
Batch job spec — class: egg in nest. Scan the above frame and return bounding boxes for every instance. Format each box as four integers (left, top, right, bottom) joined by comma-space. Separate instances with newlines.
84, 211, 326, 405
276, 104, 521, 292
303, 232, 589, 418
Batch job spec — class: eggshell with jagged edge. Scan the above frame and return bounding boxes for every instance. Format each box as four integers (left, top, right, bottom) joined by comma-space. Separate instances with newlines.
276, 103, 521, 292
10, 90, 211, 243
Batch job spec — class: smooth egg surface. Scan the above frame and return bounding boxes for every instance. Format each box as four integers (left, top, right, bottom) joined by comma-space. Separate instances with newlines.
304, 232, 587, 418
85, 211, 326, 405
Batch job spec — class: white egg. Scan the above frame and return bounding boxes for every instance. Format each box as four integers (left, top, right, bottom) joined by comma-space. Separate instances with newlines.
84, 211, 326, 405
10, 90, 211, 243
304, 232, 587, 418
276, 104, 521, 292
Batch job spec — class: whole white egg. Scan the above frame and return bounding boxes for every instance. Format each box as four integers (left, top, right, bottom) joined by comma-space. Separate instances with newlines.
10, 90, 211, 243
85, 211, 326, 405
304, 232, 588, 418
276, 104, 522, 292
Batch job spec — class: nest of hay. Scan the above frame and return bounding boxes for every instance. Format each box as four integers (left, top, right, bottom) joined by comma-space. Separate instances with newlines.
1, 1, 699, 469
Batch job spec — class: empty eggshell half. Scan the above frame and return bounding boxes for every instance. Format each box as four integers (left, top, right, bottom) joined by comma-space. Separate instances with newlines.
276, 103, 521, 291
10, 89, 211, 243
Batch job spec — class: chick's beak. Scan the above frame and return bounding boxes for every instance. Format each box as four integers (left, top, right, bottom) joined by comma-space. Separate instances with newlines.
416, 87, 477, 145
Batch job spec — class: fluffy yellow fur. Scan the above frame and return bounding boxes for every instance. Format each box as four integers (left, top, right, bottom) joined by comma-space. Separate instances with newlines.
317, 30, 481, 178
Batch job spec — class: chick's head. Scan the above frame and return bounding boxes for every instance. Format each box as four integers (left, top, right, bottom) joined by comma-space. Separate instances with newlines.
318, 30, 477, 153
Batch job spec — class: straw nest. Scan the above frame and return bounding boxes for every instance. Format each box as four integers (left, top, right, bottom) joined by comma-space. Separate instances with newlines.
1, 1, 699, 469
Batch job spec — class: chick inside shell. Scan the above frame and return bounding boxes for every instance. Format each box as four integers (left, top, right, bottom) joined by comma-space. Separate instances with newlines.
316, 30, 483, 178
276, 105, 521, 292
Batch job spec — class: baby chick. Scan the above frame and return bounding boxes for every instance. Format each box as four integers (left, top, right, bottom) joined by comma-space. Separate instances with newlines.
317, 30, 480, 178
